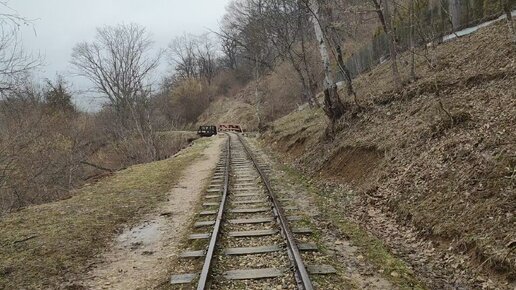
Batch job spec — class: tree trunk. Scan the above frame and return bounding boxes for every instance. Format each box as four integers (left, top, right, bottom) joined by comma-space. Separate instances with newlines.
127, 98, 156, 161
336, 45, 359, 106
503, 0, 516, 44
372, 0, 402, 88
288, 50, 317, 107
299, 26, 320, 107
410, 0, 416, 80
308, 0, 345, 124
254, 55, 263, 129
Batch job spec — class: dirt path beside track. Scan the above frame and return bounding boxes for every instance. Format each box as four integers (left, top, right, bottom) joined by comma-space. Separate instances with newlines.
81, 136, 224, 289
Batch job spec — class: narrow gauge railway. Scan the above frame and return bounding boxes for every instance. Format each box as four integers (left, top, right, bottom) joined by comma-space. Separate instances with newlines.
171, 133, 335, 289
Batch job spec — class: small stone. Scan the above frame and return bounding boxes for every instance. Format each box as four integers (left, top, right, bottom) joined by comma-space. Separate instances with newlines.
390, 271, 399, 278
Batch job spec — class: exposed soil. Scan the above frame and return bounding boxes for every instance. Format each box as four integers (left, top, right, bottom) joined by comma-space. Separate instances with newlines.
80, 137, 223, 289
320, 146, 384, 186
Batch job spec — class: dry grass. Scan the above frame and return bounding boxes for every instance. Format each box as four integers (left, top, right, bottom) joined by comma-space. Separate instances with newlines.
0, 138, 211, 289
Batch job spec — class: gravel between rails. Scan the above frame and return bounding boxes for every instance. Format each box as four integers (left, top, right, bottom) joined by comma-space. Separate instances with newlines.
169, 135, 309, 289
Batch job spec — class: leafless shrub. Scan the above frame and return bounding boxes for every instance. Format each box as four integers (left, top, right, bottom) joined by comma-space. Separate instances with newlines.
71, 23, 162, 161
0, 1, 40, 96
0, 80, 102, 214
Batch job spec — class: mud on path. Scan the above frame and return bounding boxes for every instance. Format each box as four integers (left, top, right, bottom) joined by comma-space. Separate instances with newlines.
81, 137, 224, 290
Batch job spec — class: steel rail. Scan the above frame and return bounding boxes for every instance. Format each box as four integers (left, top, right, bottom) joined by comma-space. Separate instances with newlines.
236, 133, 314, 290
197, 135, 231, 290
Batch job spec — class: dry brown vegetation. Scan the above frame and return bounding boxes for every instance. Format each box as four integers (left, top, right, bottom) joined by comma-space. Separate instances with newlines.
0, 79, 196, 215
263, 22, 515, 287
0, 138, 210, 289
0, 22, 200, 215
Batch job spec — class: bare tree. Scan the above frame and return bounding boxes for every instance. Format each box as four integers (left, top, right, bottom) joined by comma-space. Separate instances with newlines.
221, 34, 239, 69
305, 0, 346, 128
319, 1, 359, 106
195, 34, 218, 85
0, 1, 39, 97
217, 0, 282, 128
168, 33, 218, 84
259, 0, 320, 106
0, 2, 39, 209
371, 0, 402, 88
169, 33, 199, 80
502, 0, 516, 44
409, 0, 416, 80
71, 23, 161, 160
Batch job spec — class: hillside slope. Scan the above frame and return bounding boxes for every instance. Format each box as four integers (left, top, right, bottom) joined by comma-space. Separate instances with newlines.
196, 97, 259, 131
263, 22, 515, 287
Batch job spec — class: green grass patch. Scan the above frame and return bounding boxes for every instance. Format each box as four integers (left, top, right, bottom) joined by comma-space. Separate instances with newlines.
0, 138, 211, 289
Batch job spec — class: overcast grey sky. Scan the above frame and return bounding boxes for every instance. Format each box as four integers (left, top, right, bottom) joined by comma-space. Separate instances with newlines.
10, 0, 230, 110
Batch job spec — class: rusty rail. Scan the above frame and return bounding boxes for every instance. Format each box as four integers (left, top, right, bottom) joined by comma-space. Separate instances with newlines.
236, 134, 314, 290
196, 136, 231, 290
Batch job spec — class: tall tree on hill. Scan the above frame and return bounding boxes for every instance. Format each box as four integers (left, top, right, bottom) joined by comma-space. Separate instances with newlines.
502, 0, 516, 44
218, 0, 281, 128
409, 0, 416, 80
71, 23, 161, 160
195, 34, 218, 85
169, 34, 199, 80
168, 33, 218, 85
259, 0, 320, 106
305, 0, 346, 129
319, 0, 359, 105
0, 1, 39, 97
371, 0, 402, 88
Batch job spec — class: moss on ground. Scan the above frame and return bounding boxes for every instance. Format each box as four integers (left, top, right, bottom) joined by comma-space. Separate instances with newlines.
0, 138, 211, 289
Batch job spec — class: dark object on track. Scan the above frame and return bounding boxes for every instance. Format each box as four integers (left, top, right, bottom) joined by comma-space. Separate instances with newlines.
197, 125, 217, 137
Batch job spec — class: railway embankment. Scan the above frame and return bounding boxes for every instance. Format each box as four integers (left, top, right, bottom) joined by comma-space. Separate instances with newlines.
261, 22, 515, 289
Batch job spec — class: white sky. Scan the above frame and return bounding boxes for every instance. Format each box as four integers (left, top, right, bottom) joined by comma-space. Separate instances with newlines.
10, 0, 230, 110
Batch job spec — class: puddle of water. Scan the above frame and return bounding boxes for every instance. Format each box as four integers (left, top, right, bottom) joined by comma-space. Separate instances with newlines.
116, 220, 162, 248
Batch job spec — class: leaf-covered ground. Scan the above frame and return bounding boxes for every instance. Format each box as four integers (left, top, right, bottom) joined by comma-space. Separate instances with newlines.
262, 22, 515, 289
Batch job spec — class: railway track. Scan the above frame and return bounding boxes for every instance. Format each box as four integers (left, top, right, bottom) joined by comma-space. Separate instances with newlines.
171, 133, 335, 289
